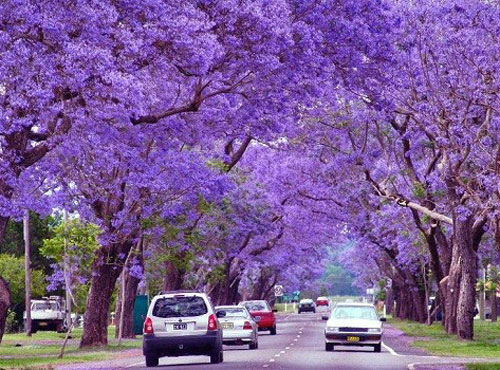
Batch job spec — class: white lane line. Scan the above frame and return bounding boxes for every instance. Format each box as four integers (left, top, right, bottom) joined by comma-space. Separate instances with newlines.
275, 354, 280, 357
285, 346, 290, 350
280, 350, 286, 354
382, 341, 403, 357
263, 365, 269, 368
125, 362, 144, 368
407, 364, 416, 370
294, 338, 298, 341
270, 358, 275, 362
297, 335, 301, 337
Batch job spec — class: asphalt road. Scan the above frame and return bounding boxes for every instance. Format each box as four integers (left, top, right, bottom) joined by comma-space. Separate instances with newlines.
57, 313, 496, 370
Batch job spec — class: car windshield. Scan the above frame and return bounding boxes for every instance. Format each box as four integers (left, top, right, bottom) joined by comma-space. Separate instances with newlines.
241, 301, 269, 312
332, 306, 377, 320
33, 302, 58, 310
153, 296, 207, 318
217, 308, 247, 317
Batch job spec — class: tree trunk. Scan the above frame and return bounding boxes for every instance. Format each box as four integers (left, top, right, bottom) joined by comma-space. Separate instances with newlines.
490, 290, 497, 322
80, 260, 122, 347
115, 270, 140, 339
0, 216, 8, 251
385, 287, 394, 315
0, 276, 11, 344
453, 215, 477, 340
163, 260, 184, 292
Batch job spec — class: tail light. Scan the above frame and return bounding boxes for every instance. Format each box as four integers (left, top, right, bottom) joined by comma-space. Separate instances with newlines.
243, 321, 252, 330
144, 317, 154, 334
208, 314, 217, 330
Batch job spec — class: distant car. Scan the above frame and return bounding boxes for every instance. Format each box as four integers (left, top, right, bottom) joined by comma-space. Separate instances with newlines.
239, 300, 277, 335
23, 296, 67, 333
215, 305, 259, 349
298, 298, 315, 314
324, 302, 385, 352
316, 297, 331, 319
142, 291, 225, 367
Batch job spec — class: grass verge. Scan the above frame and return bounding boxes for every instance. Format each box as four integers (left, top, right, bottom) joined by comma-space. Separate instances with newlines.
389, 319, 500, 358
0, 327, 142, 369
467, 364, 500, 370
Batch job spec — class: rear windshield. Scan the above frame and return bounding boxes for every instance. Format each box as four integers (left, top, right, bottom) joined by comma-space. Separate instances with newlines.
241, 301, 270, 312
33, 302, 59, 310
153, 296, 207, 318
332, 306, 377, 320
217, 308, 247, 317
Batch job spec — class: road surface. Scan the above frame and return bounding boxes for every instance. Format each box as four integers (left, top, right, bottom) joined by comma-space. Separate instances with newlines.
57, 313, 496, 370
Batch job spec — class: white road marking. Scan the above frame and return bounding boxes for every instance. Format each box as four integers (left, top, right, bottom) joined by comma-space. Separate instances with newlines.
285, 346, 290, 349
280, 350, 286, 354
263, 365, 269, 368
125, 362, 144, 368
382, 341, 404, 357
275, 354, 280, 357
270, 358, 275, 362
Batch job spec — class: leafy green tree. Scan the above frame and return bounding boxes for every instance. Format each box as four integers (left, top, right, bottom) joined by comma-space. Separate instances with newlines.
40, 219, 100, 312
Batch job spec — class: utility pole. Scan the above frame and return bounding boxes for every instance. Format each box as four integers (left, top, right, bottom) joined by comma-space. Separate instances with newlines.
63, 210, 71, 330
24, 210, 32, 336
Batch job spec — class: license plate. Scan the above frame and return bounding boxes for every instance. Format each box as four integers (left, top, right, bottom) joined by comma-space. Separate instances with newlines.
173, 323, 187, 330
221, 322, 234, 329
39, 322, 48, 327
347, 336, 360, 342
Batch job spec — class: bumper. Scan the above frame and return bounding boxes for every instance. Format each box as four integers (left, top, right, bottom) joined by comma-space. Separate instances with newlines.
222, 330, 255, 345
325, 333, 382, 346
143, 331, 222, 357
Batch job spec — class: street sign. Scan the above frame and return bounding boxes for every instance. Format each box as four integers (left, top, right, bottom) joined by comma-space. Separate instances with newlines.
274, 285, 284, 297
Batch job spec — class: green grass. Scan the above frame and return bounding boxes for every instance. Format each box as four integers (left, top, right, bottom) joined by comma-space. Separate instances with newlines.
389, 319, 500, 358
0, 352, 113, 369
274, 303, 298, 312
0, 326, 142, 369
467, 364, 500, 370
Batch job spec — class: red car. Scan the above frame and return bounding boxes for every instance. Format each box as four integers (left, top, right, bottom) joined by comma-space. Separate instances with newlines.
239, 300, 277, 335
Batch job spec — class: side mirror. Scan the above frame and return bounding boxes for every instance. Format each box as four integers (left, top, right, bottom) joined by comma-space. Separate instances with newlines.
216, 311, 226, 318
272, 309, 278, 313
380, 317, 387, 322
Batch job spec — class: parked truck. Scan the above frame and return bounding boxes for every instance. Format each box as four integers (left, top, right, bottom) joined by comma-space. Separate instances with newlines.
24, 296, 67, 333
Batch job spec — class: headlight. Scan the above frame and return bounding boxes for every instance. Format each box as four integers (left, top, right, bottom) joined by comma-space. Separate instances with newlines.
368, 328, 381, 333
326, 327, 339, 332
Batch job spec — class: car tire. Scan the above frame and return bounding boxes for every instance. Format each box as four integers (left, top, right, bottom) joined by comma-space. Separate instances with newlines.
145, 354, 159, 367
325, 343, 334, 351
270, 325, 277, 335
249, 340, 258, 350
210, 347, 223, 364
374, 343, 381, 353
298, 310, 301, 314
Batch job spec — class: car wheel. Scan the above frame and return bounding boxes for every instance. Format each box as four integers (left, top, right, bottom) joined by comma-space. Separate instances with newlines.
210, 346, 223, 364
249, 340, 258, 350
145, 354, 159, 367
374, 343, 381, 353
325, 343, 334, 351
298, 310, 301, 314
270, 325, 277, 335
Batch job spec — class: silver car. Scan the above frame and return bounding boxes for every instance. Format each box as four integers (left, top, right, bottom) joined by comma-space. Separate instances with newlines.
215, 305, 259, 349
324, 303, 385, 352
142, 291, 225, 367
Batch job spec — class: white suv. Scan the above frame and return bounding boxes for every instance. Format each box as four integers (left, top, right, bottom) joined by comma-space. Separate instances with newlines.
142, 291, 225, 367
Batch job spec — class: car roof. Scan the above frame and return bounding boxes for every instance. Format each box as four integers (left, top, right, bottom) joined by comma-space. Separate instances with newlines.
316, 296, 329, 300
335, 302, 375, 307
240, 300, 267, 303
215, 305, 245, 309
